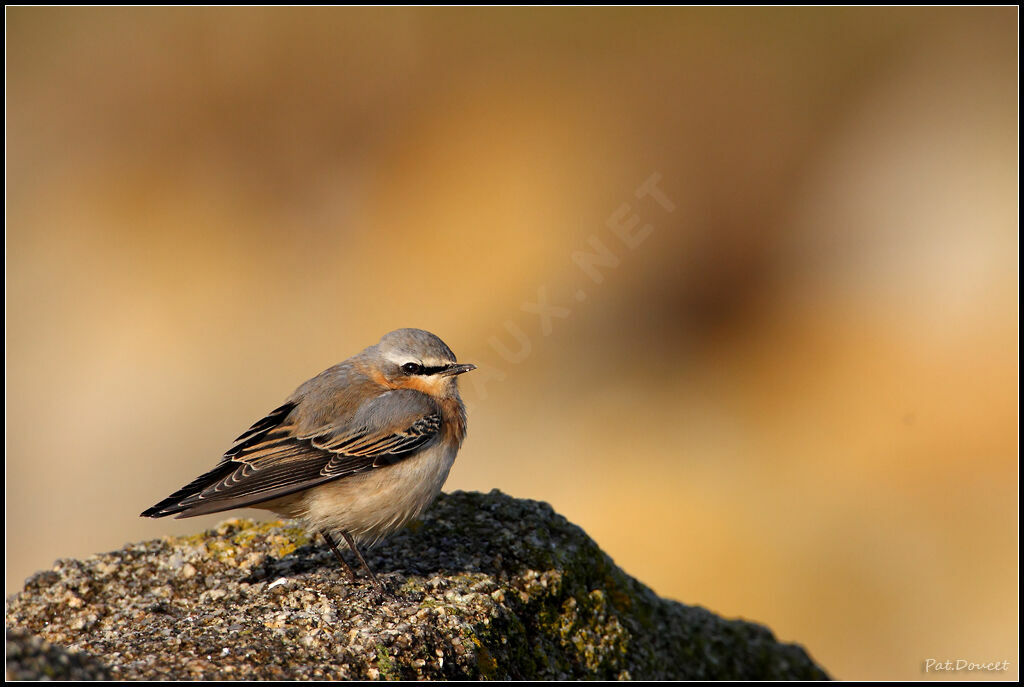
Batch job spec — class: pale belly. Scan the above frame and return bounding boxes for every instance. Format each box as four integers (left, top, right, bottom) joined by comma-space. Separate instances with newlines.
256, 441, 458, 546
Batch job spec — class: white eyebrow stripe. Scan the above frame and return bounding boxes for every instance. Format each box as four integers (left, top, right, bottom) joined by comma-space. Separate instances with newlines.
382, 351, 454, 368
383, 351, 419, 366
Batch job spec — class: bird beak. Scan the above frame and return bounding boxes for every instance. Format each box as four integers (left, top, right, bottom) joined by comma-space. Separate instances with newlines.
441, 363, 477, 376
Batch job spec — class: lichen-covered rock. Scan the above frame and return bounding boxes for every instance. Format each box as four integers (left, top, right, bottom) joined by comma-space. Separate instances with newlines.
6, 490, 829, 680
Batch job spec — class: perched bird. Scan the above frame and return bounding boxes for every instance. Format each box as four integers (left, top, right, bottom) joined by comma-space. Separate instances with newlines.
141, 328, 475, 592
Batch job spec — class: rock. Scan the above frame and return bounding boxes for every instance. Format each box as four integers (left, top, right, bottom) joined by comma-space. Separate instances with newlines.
5, 490, 829, 680
5, 627, 110, 680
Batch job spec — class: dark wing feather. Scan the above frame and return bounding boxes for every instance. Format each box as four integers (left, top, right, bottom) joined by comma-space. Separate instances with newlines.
141, 399, 442, 519
224, 402, 297, 458
139, 461, 238, 518
315, 414, 442, 473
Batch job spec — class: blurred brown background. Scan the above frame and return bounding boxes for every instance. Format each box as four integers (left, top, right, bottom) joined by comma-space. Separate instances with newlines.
6, 7, 1017, 680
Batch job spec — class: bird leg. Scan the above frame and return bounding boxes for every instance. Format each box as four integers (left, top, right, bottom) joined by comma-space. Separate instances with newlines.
340, 530, 386, 595
319, 530, 358, 582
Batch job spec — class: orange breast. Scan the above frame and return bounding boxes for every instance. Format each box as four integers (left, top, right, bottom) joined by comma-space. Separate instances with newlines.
439, 396, 468, 446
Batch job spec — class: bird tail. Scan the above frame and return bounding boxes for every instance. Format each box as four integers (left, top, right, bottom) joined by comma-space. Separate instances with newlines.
140, 461, 237, 518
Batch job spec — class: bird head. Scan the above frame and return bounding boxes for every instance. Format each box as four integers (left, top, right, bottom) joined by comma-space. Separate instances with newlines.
366, 328, 476, 398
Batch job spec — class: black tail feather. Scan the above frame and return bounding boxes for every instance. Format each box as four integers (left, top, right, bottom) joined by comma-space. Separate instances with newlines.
140, 461, 237, 518
142, 402, 297, 518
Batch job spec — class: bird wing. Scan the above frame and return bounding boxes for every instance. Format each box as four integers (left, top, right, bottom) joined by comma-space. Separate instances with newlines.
141, 390, 442, 518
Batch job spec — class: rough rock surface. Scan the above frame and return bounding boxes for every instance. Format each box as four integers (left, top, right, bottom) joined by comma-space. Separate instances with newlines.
5, 628, 110, 680
6, 490, 829, 680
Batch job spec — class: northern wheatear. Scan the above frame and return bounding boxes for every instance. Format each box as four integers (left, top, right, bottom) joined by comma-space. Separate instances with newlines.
142, 328, 475, 592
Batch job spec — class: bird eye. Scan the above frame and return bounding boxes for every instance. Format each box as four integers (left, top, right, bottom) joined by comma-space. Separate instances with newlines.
402, 362, 424, 375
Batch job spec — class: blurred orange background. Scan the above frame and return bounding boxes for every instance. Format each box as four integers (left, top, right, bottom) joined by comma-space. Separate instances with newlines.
6, 7, 1017, 680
